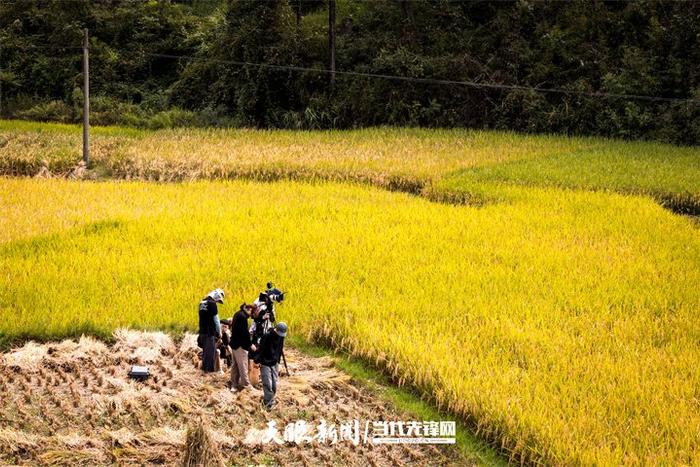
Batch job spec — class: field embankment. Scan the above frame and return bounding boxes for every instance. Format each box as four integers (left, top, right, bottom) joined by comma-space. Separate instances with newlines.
1, 120, 698, 213
1, 178, 699, 465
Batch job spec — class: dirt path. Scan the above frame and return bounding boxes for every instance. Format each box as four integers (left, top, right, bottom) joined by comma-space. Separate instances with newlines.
0, 330, 469, 466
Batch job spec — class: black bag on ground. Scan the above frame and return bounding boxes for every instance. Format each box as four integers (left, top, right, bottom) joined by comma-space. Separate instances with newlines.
129, 365, 150, 381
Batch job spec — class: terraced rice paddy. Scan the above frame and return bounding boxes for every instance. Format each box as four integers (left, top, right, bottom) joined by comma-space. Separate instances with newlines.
1, 121, 699, 464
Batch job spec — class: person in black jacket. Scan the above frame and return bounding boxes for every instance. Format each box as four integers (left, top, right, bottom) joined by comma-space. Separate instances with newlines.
229, 303, 257, 391
248, 304, 269, 387
198, 289, 224, 373
255, 322, 287, 409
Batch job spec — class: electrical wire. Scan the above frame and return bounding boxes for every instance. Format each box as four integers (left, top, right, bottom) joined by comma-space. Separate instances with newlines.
9, 45, 83, 50
148, 52, 700, 105
3, 44, 698, 105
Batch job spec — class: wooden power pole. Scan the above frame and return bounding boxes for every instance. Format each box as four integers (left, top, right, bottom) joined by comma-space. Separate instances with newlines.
82, 28, 90, 166
328, 0, 336, 87
0, 46, 3, 118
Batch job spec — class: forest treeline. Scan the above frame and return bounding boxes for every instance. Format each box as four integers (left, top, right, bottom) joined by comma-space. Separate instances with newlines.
1, 0, 699, 144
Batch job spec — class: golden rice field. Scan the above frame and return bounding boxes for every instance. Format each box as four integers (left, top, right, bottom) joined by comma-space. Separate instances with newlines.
2, 175, 700, 465
2, 120, 699, 213
0, 120, 585, 184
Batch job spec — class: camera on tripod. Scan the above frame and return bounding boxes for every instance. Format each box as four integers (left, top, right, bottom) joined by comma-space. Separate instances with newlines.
253, 282, 285, 323
263, 282, 285, 303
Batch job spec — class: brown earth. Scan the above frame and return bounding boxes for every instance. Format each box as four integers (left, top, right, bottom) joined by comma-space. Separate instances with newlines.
0, 330, 469, 466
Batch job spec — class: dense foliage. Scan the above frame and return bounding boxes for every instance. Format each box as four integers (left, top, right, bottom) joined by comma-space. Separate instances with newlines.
1, 0, 699, 143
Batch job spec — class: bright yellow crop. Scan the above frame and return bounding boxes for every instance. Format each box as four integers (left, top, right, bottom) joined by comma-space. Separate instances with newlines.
1, 178, 699, 465
2, 120, 698, 213
0, 120, 597, 187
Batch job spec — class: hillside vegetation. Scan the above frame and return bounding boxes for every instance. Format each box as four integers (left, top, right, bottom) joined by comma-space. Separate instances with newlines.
2, 0, 699, 143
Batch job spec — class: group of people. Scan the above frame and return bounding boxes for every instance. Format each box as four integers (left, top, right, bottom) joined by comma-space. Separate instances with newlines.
197, 284, 287, 410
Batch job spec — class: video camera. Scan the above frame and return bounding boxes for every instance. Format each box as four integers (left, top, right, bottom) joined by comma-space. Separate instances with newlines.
263, 282, 285, 303
250, 282, 285, 338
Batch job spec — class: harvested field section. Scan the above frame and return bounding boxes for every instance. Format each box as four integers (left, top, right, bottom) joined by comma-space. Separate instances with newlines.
0, 330, 467, 466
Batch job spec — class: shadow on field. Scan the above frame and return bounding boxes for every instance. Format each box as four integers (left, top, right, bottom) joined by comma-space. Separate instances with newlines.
15, 157, 700, 219
439, 152, 700, 216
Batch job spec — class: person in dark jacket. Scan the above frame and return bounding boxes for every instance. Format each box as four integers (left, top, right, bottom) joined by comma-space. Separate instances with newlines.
198, 288, 224, 373
255, 322, 287, 409
248, 304, 269, 387
229, 303, 258, 391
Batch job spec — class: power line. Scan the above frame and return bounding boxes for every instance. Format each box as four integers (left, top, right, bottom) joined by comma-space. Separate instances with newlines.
3, 44, 699, 105
148, 52, 700, 105
9, 45, 83, 50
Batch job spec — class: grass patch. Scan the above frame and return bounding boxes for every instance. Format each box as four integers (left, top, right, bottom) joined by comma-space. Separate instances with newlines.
0, 119, 150, 138
447, 141, 700, 214
2, 120, 699, 464
289, 335, 505, 466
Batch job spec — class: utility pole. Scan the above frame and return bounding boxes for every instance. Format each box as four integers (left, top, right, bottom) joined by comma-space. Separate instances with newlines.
328, 0, 336, 88
0, 46, 3, 118
82, 28, 90, 166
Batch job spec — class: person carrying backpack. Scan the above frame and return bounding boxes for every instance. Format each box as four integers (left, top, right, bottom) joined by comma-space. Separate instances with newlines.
255, 322, 288, 410
198, 288, 224, 373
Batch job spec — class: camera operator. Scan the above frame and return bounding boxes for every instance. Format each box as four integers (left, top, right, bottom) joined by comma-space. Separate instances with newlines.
249, 282, 285, 387
256, 321, 288, 410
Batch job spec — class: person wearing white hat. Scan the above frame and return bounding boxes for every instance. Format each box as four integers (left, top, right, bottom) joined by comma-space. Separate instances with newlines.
198, 288, 224, 373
